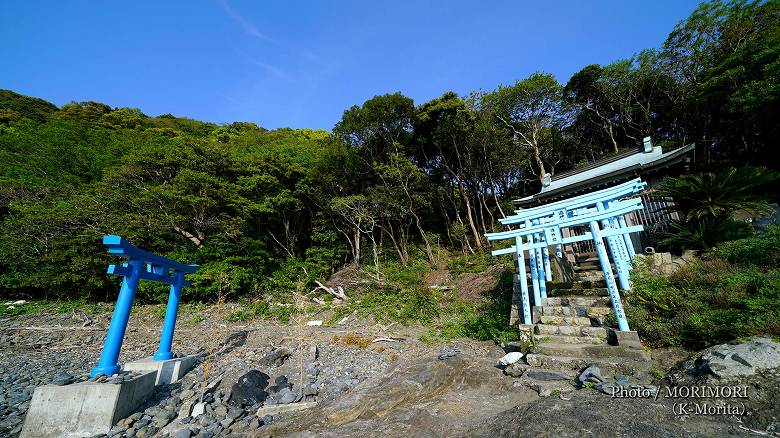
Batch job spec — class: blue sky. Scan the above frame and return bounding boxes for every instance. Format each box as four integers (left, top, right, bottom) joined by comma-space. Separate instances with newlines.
1, 0, 700, 130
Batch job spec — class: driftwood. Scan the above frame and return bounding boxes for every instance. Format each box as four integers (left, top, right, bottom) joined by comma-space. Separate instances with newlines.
371, 337, 403, 343
310, 280, 349, 301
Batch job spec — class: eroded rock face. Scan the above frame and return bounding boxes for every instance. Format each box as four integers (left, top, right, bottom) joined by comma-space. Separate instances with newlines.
701, 337, 780, 380
259, 355, 537, 437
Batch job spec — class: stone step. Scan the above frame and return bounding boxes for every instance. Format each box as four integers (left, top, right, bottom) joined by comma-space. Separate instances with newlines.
573, 264, 604, 271
548, 288, 609, 297
533, 334, 608, 345
547, 280, 607, 290
535, 305, 613, 318
538, 315, 594, 326
525, 354, 654, 373
576, 272, 605, 282
532, 342, 651, 361
534, 324, 609, 338
546, 296, 612, 307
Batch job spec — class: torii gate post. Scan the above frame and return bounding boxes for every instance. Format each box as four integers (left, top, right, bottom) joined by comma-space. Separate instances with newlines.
90, 235, 199, 377
91, 258, 144, 376
486, 178, 647, 329
154, 270, 185, 360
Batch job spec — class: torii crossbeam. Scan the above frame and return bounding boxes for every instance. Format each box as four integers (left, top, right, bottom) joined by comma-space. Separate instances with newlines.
91, 235, 199, 377
485, 179, 647, 331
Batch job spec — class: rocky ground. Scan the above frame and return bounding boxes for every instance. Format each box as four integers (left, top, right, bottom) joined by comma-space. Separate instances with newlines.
1, 305, 779, 437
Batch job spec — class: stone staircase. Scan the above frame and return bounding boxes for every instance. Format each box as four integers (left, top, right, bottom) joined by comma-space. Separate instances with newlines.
515, 258, 652, 375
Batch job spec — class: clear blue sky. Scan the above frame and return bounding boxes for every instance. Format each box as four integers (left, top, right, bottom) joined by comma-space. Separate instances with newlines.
1, 0, 701, 130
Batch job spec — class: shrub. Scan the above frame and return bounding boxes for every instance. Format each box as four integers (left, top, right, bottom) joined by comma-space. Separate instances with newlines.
626, 230, 780, 349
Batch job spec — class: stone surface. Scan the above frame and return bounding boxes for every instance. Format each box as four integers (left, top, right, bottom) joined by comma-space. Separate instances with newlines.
700, 337, 780, 380
229, 370, 270, 407
503, 363, 527, 378
258, 348, 291, 367
576, 365, 602, 386
255, 401, 317, 418
497, 352, 523, 366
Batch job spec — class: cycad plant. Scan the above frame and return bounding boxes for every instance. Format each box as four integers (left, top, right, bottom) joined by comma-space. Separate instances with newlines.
655, 167, 778, 250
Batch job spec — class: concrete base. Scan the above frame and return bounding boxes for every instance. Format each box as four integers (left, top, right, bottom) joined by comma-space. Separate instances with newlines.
613, 330, 644, 350
20, 371, 156, 438
124, 354, 200, 386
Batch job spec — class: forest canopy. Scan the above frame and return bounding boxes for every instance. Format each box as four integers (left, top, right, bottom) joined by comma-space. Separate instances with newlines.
0, 0, 777, 302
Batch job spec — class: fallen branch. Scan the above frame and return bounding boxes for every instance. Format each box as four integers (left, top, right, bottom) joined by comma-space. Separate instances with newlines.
310, 280, 349, 301
372, 337, 403, 343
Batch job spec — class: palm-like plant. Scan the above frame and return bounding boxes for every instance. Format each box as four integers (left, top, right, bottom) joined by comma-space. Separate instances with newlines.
656, 167, 777, 223
655, 166, 778, 250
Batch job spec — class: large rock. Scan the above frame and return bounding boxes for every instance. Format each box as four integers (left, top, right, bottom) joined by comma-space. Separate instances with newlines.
700, 337, 780, 380
229, 370, 270, 407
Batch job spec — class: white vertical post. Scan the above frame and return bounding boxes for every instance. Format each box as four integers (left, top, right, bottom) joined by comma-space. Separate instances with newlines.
617, 215, 636, 259
533, 233, 548, 299
542, 236, 552, 282
590, 220, 630, 331
514, 236, 532, 324
597, 202, 631, 291
525, 224, 542, 307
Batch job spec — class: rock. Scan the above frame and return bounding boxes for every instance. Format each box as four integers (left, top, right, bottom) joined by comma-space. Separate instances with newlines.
220, 417, 233, 428
681, 250, 698, 263
178, 402, 192, 418
275, 375, 288, 386
614, 373, 630, 386
497, 352, 523, 366
306, 320, 322, 326
303, 384, 319, 396
525, 371, 568, 382
577, 365, 603, 386
51, 371, 75, 386
227, 407, 244, 421
309, 345, 319, 361
229, 370, 270, 406
173, 429, 191, 438
258, 348, 291, 367
595, 382, 618, 395
260, 414, 273, 425
700, 337, 780, 380
438, 345, 461, 360
277, 387, 296, 404
503, 363, 527, 378
213, 404, 228, 417
191, 402, 206, 418
108, 424, 128, 436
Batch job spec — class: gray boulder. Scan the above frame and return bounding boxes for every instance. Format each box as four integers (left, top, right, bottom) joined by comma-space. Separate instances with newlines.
229, 370, 270, 406
700, 337, 780, 380
576, 365, 602, 386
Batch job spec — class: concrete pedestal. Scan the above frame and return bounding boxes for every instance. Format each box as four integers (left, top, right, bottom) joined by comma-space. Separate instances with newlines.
20, 371, 156, 438
124, 354, 200, 385
613, 330, 644, 350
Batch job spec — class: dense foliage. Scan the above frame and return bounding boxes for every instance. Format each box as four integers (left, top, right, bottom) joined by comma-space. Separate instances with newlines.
626, 226, 780, 349
0, 1, 778, 306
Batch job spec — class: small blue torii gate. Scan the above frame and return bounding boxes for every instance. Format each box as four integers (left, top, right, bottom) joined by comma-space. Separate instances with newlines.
485, 178, 647, 331
90, 235, 199, 377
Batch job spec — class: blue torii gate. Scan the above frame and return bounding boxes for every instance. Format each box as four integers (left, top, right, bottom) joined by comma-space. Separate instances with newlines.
90, 235, 199, 377
485, 179, 647, 331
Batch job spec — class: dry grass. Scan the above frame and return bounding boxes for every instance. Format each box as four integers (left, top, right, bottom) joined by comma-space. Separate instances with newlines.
333, 333, 371, 349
